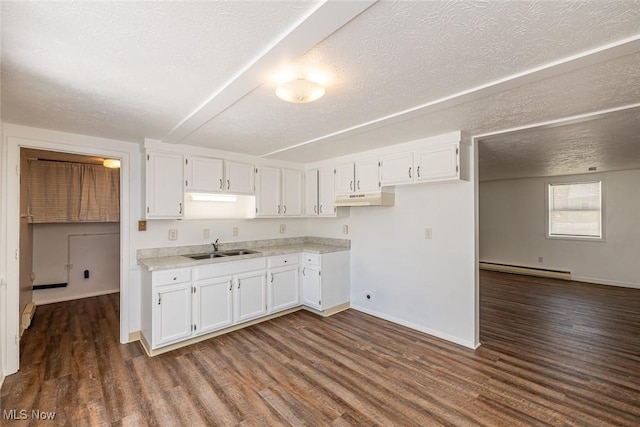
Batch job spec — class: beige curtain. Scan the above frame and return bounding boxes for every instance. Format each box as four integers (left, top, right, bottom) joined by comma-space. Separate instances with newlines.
28, 160, 120, 223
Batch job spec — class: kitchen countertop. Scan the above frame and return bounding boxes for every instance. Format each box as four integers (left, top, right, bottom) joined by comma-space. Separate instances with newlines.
138, 238, 349, 272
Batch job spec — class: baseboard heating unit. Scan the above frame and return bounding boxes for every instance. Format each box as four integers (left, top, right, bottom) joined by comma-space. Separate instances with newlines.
479, 262, 571, 280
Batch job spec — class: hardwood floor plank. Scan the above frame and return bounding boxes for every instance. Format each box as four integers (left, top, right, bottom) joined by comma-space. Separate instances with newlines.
2, 273, 640, 426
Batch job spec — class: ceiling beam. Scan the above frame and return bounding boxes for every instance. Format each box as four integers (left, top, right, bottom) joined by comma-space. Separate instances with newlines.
162, 0, 377, 145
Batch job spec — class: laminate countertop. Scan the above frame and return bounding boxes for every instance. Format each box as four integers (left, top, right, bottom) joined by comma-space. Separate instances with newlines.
138, 239, 349, 272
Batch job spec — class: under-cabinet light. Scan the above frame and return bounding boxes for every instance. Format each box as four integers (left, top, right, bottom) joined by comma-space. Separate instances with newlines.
189, 193, 238, 203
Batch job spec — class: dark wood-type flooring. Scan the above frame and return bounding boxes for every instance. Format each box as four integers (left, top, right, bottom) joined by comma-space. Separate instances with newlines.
2, 271, 640, 426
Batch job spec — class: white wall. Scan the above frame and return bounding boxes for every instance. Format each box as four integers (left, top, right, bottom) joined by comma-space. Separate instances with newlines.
32, 223, 120, 304
310, 181, 476, 347
480, 169, 640, 288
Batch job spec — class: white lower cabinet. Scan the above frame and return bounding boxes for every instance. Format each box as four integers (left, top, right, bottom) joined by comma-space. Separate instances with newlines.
302, 251, 350, 312
194, 275, 233, 335
268, 254, 300, 313
154, 281, 192, 346
142, 251, 349, 352
234, 270, 268, 323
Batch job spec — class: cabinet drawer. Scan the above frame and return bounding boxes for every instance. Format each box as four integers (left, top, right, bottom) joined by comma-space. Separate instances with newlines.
153, 268, 191, 286
302, 253, 320, 266
269, 254, 300, 268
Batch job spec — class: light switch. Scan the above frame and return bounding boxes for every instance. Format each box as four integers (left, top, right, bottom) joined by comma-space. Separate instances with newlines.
279, 224, 286, 234
203, 228, 210, 239
232, 227, 239, 236
342, 225, 349, 235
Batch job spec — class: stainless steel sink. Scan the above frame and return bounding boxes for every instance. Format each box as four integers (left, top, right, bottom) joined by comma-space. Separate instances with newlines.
188, 252, 228, 260
221, 249, 259, 256
188, 249, 259, 260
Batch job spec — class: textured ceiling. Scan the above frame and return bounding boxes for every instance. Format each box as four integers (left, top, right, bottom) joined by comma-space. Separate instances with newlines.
2, 1, 640, 180
478, 107, 640, 181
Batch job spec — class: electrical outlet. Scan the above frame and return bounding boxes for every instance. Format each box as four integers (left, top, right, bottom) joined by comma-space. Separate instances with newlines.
342, 225, 349, 235
538, 256, 543, 263
138, 220, 147, 231
279, 224, 286, 234
424, 227, 432, 239
232, 227, 239, 236
203, 228, 210, 239
168, 229, 178, 240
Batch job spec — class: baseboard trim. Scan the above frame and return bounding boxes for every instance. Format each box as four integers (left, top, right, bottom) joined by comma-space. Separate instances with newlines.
0, 373, 5, 390
480, 262, 571, 280
34, 289, 119, 305
350, 304, 476, 350
302, 301, 350, 317
572, 275, 640, 289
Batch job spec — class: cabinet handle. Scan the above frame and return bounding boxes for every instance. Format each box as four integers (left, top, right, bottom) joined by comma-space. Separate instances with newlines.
357, 180, 360, 190
350, 180, 353, 190
303, 267, 306, 276
172, 277, 177, 281
229, 283, 232, 291
270, 274, 274, 283
314, 205, 317, 214
238, 282, 241, 289
179, 203, 183, 214
408, 167, 412, 178
319, 205, 323, 214
277, 205, 281, 214
219, 178, 223, 189
283, 205, 287, 214
157, 293, 161, 305
417, 166, 420, 177
227, 179, 230, 190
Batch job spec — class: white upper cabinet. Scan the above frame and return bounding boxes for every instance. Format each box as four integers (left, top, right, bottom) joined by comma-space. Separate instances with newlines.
145, 150, 184, 219
256, 167, 303, 217
415, 143, 461, 182
380, 152, 414, 186
282, 169, 303, 216
336, 159, 380, 195
355, 158, 381, 192
256, 166, 281, 216
225, 161, 255, 194
335, 162, 355, 194
305, 169, 319, 216
184, 155, 224, 192
318, 167, 336, 216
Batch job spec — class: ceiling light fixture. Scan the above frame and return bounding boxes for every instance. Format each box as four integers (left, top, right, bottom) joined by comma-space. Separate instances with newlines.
276, 76, 325, 103
103, 159, 121, 168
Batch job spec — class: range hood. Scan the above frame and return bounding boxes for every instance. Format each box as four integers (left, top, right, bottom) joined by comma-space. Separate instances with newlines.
334, 189, 395, 207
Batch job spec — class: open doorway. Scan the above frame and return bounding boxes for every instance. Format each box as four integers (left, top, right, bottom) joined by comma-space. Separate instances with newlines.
18, 148, 121, 339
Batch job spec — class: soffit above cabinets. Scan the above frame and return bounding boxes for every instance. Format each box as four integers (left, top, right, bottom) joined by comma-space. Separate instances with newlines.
2, 1, 640, 179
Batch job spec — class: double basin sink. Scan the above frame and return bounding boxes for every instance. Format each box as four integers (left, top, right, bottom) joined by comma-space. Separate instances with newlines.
188, 249, 259, 260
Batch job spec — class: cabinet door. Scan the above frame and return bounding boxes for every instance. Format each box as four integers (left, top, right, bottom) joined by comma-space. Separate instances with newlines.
415, 144, 459, 182
235, 270, 267, 323
185, 156, 224, 192
335, 162, 355, 195
194, 276, 233, 335
256, 166, 281, 216
153, 282, 192, 346
269, 265, 300, 312
226, 161, 255, 194
318, 167, 336, 217
282, 169, 303, 216
302, 265, 322, 310
355, 158, 380, 192
380, 152, 414, 186
146, 151, 184, 219
305, 169, 319, 216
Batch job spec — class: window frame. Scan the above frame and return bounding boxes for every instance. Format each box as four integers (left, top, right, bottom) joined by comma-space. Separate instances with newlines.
545, 179, 605, 242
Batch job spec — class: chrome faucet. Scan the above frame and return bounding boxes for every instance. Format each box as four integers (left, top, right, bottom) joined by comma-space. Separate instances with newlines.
212, 239, 220, 252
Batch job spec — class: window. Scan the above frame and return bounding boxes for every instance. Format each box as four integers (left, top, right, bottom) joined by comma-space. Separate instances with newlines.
547, 181, 602, 239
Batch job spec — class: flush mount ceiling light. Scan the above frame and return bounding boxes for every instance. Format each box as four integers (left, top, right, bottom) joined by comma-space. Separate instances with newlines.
103, 159, 121, 168
276, 76, 325, 103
